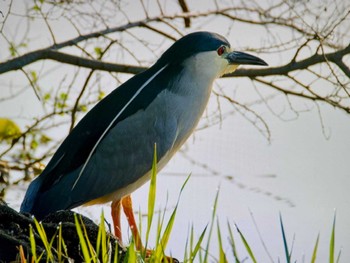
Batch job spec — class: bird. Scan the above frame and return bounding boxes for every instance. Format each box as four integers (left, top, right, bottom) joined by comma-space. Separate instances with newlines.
21, 31, 267, 250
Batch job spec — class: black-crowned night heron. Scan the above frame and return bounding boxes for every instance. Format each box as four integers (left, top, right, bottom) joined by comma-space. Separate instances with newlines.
21, 31, 267, 249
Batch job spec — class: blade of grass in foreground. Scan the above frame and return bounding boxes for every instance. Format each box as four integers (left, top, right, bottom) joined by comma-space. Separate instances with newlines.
146, 144, 158, 247
189, 225, 207, 262
113, 240, 119, 263
217, 219, 227, 263
310, 234, 319, 263
280, 213, 291, 263
29, 225, 37, 262
33, 218, 54, 261
74, 213, 92, 262
183, 226, 190, 262
203, 187, 220, 263
127, 238, 137, 263
153, 174, 191, 261
235, 224, 257, 263
57, 223, 63, 262
80, 214, 97, 262
96, 210, 108, 262
330, 212, 336, 263
227, 221, 240, 263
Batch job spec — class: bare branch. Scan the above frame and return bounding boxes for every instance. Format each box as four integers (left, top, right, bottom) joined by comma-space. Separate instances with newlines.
2, 43, 349, 80
0, 49, 146, 75
226, 44, 350, 78
178, 0, 191, 27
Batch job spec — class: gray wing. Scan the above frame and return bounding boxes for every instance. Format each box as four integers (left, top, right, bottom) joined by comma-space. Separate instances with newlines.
23, 90, 179, 218
71, 99, 179, 204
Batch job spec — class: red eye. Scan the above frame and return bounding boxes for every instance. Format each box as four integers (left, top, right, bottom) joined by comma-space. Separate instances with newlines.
217, 46, 226, 56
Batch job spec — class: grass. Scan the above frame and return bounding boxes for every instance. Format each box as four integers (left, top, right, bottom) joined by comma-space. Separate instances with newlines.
21, 190, 342, 263
19, 149, 342, 262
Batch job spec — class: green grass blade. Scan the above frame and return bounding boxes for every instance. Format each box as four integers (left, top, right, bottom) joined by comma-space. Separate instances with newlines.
227, 221, 240, 263
310, 233, 319, 263
279, 213, 291, 263
113, 241, 119, 263
74, 213, 92, 262
96, 212, 103, 258
57, 223, 62, 262
155, 206, 164, 247
235, 224, 257, 263
61, 229, 68, 258
127, 238, 136, 263
96, 210, 108, 262
183, 226, 189, 263
217, 220, 227, 263
80, 215, 97, 262
203, 187, 220, 263
146, 144, 158, 245
29, 225, 37, 262
154, 174, 191, 261
33, 218, 54, 261
48, 227, 58, 261
190, 225, 207, 262
330, 212, 336, 263
154, 200, 177, 260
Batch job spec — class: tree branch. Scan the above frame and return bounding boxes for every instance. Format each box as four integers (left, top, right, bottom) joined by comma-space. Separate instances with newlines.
0, 49, 146, 75
178, 0, 191, 27
1, 43, 349, 82
226, 43, 350, 78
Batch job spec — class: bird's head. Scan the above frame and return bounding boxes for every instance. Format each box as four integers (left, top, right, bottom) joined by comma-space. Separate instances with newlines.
157, 31, 267, 80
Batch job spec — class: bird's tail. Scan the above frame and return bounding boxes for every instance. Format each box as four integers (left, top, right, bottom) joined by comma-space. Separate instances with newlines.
20, 170, 82, 219
20, 176, 43, 215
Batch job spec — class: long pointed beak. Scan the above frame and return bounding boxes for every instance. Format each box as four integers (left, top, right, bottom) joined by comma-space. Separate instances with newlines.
226, 51, 268, 66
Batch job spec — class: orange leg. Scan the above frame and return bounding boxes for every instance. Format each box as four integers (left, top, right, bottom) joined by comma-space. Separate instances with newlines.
113, 195, 177, 262
111, 199, 122, 243
121, 195, 142, 250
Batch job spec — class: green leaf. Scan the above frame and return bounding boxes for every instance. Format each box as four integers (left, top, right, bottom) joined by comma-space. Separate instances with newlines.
79, 105, 87, 112
59, 92, 68, 101
98, 91, 106, 100
43, 93, 51, 101
32, 5, 41, 11
0, 118, 21, 141
39, 134, 51, 144
30, 139, 38, 150
30, 71, 38, 82
9, 43, 16, 56
94, 47, 103, 57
